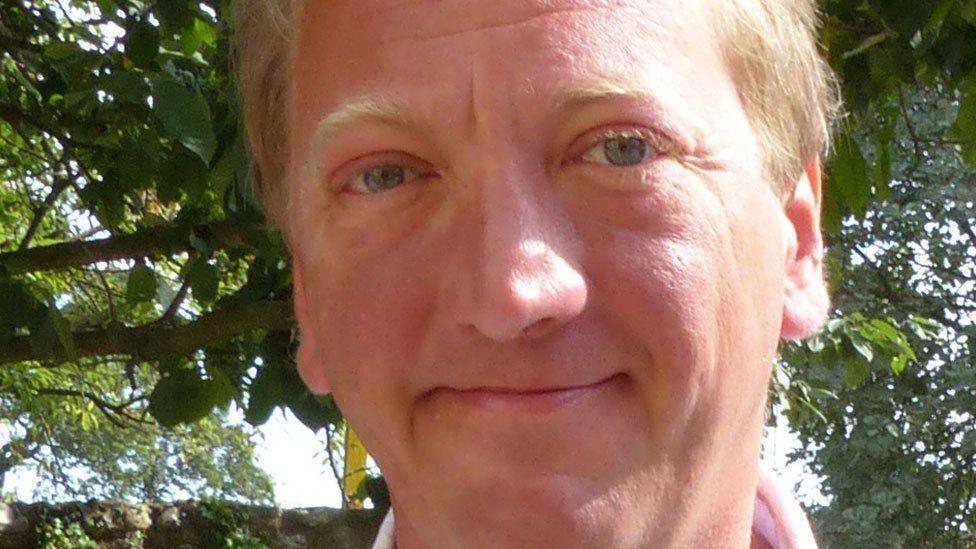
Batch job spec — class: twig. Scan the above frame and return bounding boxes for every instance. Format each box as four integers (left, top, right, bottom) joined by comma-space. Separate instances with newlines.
94, 268, 118, 322
158, 277, 192, 325
898, 87, 924, 161
19, 173, 73, 249
34, 387, 149, 427
324, 423, 346, 502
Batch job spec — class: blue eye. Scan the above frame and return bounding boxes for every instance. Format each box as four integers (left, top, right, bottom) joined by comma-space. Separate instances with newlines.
582, 131, 656, 167
348, 164, 420, 194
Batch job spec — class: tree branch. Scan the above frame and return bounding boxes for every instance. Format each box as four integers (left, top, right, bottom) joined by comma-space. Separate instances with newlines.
34, 387, 150, 426
0, 218, 266, 274
19, 173, 73, 249
0, 299, 294, 365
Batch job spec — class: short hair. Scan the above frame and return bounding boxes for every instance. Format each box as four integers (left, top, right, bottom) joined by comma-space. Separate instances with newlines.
232, 0, 841, 230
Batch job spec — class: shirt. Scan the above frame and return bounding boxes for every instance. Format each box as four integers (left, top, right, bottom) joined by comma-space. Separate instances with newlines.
370, 462, 817, 548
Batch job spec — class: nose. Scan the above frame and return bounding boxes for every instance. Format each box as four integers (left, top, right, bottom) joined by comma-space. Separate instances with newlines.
451, 168, 588, 342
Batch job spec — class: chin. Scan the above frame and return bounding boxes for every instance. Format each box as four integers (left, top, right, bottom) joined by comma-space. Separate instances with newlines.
434, 468, 639, 549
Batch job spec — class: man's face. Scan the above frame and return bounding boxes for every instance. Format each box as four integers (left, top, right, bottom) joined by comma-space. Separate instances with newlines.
287, 0, 825, 546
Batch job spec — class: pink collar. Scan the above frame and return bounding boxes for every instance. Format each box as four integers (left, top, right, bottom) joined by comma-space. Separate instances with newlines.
752, 461, 819, 548
372, 463, 818, 548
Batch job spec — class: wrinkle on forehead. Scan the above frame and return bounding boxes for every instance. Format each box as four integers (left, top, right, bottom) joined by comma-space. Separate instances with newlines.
324, 0, 644, 45
293, 0, 731, 155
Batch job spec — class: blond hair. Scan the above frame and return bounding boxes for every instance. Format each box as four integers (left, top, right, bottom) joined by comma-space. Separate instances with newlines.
232, 0, 840, 229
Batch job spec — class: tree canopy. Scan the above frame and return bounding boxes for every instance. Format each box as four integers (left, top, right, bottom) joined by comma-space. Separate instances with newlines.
0, 0, 973, 544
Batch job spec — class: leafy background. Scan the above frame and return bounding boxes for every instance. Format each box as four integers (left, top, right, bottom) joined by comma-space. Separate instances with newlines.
0, 0, 973, 546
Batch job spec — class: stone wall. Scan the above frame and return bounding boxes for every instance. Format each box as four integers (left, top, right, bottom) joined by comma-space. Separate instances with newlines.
0, 500, 385, 548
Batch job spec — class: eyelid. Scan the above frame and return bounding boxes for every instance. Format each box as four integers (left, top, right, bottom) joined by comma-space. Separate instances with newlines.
327, 152, 435, 194
568, 125, 674, 165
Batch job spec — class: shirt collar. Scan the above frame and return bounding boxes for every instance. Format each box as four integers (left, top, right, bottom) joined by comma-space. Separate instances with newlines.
371, 462, 817, 548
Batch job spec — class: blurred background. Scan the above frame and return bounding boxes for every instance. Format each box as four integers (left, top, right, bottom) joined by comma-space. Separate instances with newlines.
0, 0, 973, 546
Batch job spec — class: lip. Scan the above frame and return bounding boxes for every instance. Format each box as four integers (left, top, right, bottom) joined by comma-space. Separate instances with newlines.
426, 373, 626, 414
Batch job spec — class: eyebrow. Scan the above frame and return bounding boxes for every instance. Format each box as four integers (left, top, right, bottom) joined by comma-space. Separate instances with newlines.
550, 75, 694, 137
552, 77, 664, 113
312, 76, 668, 137
303, 76, 685, 172
309, 93, 413, 149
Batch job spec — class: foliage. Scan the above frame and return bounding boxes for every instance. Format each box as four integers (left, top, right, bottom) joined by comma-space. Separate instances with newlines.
1, 363, 273, 501
37, 517, 98, 549
0, 0, 306, 503
777, 84, 976, 547
820, 0, 976, 224
775, 1, 976, 543
198, 497, 269, 548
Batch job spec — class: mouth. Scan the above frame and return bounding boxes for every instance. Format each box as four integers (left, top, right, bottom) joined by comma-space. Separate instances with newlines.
425, 373, 627, 414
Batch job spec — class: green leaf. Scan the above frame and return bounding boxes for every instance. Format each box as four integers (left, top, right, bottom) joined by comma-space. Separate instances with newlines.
844, 359, 871, 389
22, 302, 75, 361
64, 89, 94, 112
209, 132, 245, 199
150, 73, 217, 164
186, 259, 219, 304
158, 356, 186, 375
954, 91, 976, 137
47, 306, 76, 361
830, 132, 871, 218
245, 363, 284, 426
114, 135, 158, 192
279, 362, 342, 430
124, 18, 160, 69
873, 0, 939, 38
27, 306, 64, 360
962, 0, 976, 23
0, 279, 41, 336
890, 354, 908, 375
148, 368, 223, 427
159, 144, 210, 202
157, 0, 196, 30
96, 0, 117, 17
43, 41, 77, 61
181, 18, 218, 55
806, 336, 825, 353
289, 392, 342, 432
874, 111, 896, 201
821, 181, 844, 235
126, 264, 157, 305
103, 71, 149, 104
851, 336, 874, 363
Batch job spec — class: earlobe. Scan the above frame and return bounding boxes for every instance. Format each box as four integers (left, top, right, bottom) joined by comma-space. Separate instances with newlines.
780, 158, 830, 340
293, 262, 331, 394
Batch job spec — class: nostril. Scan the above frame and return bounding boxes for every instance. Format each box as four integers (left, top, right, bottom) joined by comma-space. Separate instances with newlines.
521, 316, 558, 339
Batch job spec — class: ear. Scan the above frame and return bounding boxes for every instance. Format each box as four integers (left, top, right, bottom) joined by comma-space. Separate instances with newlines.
293, 261, 331, 394
780, 158, 830, 340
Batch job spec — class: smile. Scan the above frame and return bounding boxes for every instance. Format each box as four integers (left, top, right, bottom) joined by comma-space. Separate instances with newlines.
427, 373, 627, 414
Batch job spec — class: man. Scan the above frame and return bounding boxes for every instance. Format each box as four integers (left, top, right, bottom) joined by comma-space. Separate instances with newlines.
233, 0, 839, 546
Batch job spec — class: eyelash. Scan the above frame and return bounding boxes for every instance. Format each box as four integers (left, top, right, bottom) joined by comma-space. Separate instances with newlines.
574, 127, 663, 166
333, 126, 663, 195
331, 153, 434, 195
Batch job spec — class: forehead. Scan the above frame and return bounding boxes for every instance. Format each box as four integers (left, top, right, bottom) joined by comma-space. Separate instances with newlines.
292, 0, 725, 110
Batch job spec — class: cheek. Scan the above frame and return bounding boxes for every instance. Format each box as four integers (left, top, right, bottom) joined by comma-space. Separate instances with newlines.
572, 174, 779, 440
295, 191, 445, 385
584, 224, 722, 426
318, 264, 433, 382
297, 228, 440, 433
